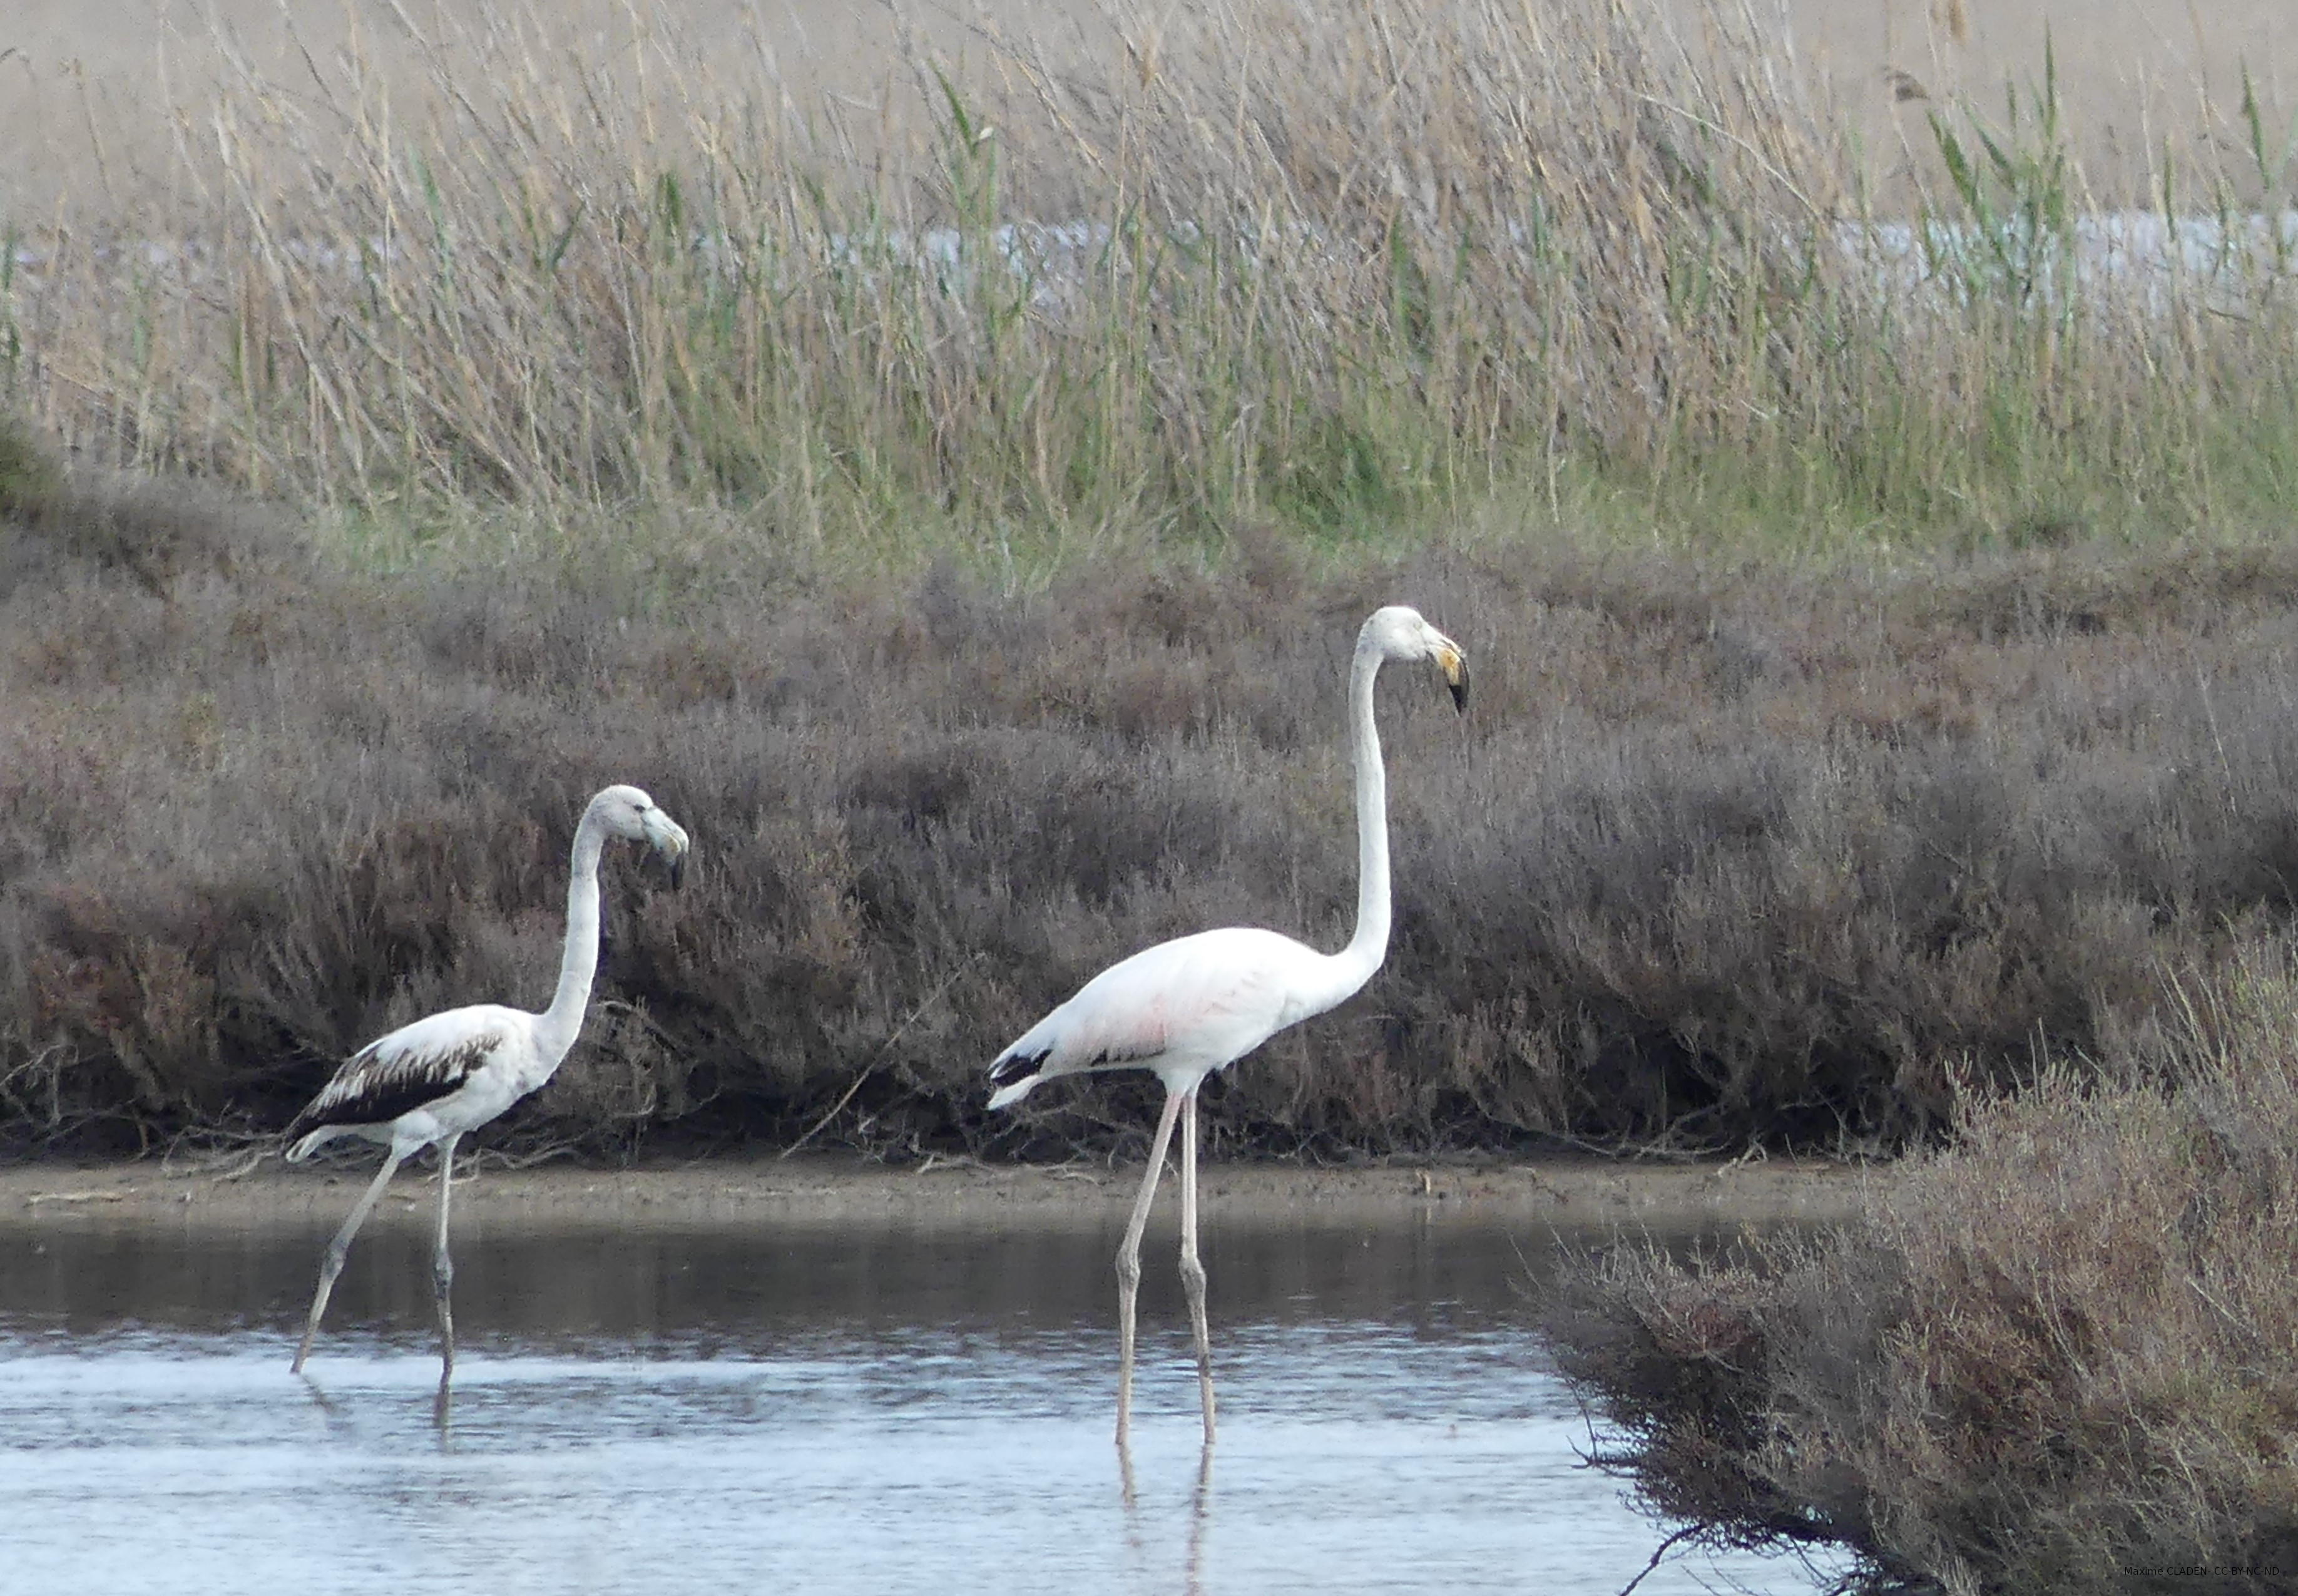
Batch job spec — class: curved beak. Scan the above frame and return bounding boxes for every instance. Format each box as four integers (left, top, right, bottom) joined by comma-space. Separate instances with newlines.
1432, 633, 1469, 713
643, 809, 692, 889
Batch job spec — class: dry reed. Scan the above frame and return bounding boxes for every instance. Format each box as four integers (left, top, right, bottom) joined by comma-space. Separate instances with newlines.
2, 0, 2294, 558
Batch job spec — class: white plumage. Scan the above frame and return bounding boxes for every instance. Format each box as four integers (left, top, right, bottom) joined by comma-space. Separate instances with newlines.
987, 929, 1334, 1111
986, 604, 1468, 1448
285, 784, 690, 1380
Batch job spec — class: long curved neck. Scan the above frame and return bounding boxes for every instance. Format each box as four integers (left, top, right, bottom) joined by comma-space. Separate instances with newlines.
1317, 640, 1392, 1008
533, 807, 611, 1064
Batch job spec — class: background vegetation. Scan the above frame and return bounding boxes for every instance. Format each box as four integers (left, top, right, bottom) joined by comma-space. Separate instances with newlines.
3, 0, 2295, 561
3, 0, 2297, 1159
7, 422, 2298, 1159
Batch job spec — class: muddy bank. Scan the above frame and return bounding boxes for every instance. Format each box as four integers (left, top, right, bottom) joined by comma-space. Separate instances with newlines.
0, 1154, 1875, 1235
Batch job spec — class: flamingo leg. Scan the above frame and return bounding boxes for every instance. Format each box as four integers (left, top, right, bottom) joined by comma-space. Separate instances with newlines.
1178, 1088, 1216, 1445
431, 1133, 462, 1383
1115, 1087, 1185, 1450
293, 1148, 407, 1373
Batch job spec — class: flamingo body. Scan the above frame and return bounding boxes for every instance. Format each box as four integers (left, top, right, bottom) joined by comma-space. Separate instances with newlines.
284, 1006, 532, 1160
986, 605, 1468, 1450
284, 784, 689, 1381
988, 927, 1332, 1109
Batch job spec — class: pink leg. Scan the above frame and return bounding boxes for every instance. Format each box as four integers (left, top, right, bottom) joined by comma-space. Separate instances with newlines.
1115, 1088, 1185, 1450
1179, 1088, 1216, 1445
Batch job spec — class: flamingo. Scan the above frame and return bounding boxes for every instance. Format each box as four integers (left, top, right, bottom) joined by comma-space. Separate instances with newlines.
283, 784, 690, 1379
986, 605, 1468, 1446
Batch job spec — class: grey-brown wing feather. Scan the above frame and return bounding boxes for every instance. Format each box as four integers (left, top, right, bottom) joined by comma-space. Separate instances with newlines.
286, 1030, 504, 1138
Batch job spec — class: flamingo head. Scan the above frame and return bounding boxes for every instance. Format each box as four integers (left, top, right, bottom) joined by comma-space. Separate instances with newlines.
1359, 605, 1469, 711
591, 784, 693, 887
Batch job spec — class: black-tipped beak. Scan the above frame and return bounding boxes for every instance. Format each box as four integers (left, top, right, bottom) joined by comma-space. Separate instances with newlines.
1437, 640, 1469, 713
644, 811, 692, 889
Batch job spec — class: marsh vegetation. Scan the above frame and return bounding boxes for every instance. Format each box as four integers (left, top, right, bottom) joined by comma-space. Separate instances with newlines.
1544, 941, 2298, 1593
1, 1, 2297, 1166
3, 0, 2296, 556
9, 436, 2298, 1167
2, 1, 2295, 1126
8, 5, 2298, 1587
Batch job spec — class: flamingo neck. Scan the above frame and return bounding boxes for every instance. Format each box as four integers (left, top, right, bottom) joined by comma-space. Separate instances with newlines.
534, 806, 610, 1065
1319, 639, 1392, 1010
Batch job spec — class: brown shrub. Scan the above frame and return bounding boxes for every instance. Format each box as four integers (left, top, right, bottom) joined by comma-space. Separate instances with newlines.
12, 436, 2298, 1157
1543, 941, 2298, 1593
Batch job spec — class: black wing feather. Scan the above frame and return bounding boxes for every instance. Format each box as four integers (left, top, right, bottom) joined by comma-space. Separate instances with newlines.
285, 1031, 501, 1138
987, 1044, 1051, 1087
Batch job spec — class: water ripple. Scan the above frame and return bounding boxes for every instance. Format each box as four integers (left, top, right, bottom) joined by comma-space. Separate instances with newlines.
0, 1218, 1837, 1595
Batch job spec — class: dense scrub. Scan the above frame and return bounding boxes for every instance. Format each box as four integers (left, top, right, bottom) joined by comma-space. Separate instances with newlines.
1542, 941, 2298, 1594
11, 434, 2298, 1159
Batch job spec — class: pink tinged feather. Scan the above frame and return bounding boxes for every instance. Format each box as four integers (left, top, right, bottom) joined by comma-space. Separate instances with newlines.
986, 928, 1327, 1109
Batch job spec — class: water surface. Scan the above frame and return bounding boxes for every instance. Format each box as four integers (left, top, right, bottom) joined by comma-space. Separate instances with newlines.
0, 1205, 1837, 1595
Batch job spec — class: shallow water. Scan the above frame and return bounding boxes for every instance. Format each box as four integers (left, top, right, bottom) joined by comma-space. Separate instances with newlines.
0, 1205, 1837, 1595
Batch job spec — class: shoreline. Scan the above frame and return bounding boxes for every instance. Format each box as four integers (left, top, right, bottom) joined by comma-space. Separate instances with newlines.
0, 1153, 1879, 1233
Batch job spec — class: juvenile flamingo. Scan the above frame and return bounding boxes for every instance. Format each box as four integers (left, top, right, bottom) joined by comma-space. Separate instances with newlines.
283, 784, 690, 1380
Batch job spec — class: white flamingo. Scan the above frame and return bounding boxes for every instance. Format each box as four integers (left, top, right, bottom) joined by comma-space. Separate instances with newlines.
283, 784, 690, 1379
986, 605, 1468, 1447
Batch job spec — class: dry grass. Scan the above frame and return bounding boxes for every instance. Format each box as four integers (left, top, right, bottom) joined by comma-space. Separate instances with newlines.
8, 1, 2292, 208
1543, 941, 2298, 1593
14, 419, 2298, 1159
3, 0, 2295, 560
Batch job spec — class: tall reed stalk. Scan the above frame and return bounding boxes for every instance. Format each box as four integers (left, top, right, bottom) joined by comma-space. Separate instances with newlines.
3, 0, 2294, 555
